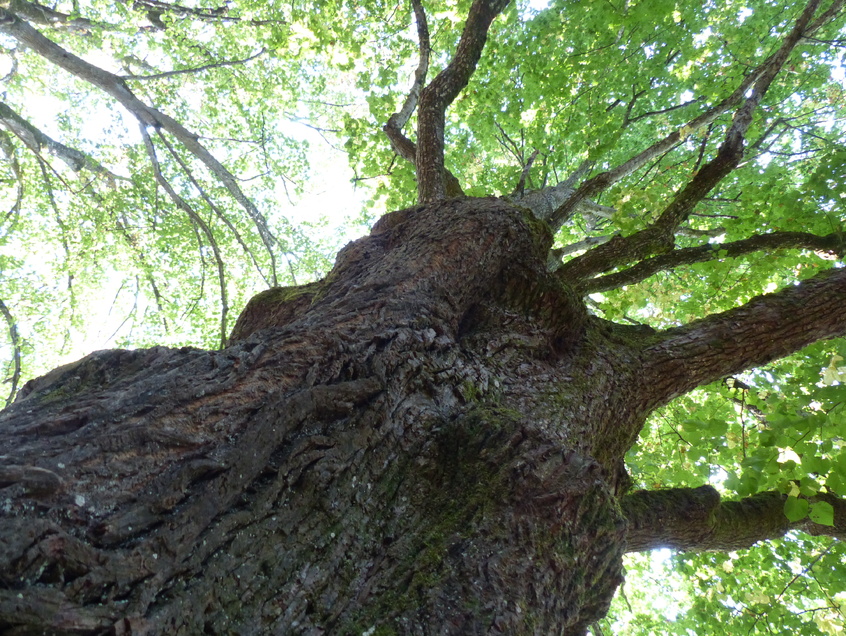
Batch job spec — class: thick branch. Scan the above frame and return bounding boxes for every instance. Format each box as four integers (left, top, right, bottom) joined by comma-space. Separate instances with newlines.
0, 101, 124, 182
383, 0, 464, 197
641, 265, 846, 410
0, 10, 279, 284
581, 231, 845, 294
508, 168, 614, 228
416, 0, 510, 202
385, 0, 429, 145
623, 486, 846, 553
543, 0, 839, 231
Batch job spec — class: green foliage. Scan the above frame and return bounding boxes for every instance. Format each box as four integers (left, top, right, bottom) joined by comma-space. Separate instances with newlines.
0, 0, 365, 384
600, 540, 846, 636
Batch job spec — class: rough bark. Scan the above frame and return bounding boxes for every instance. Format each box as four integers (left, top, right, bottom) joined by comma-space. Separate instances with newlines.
623, 487, 846, 552
416, 0, 510, 202
2, 198, 845, 634
1, 199, 626, 635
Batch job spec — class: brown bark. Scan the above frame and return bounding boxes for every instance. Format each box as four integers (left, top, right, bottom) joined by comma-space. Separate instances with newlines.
0, 199, 626, 635
640, 265, 846, 409
383, 0, 465, 198
623, 487, 846, 552
2, 198, 845, 634
416, 0, 510, 202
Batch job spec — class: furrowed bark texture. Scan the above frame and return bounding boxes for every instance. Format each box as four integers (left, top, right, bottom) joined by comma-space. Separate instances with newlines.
1, 199, 630, 635
2, 199, 844, 634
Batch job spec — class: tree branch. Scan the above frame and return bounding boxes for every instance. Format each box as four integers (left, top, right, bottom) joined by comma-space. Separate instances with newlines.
542, 0, 841, 232
507, 160, 614, 227
623, 486, 846, 553
385, 0, 429, 148
640, 265, 846, 411
140, 126, 229, 348
0, 100, 125, 183
0, 297, 21, 407
382, 0, 464, 197
0, 10, 280, 285
580, 230, 845, 294
556, 0, 829, 283
511, 148, 538, 197
132, 0, 238, 22
121, 48, 265, 81
156, 130, 271, 286
416, 0, 510, 202
2, 0, 98, 30
0, 130, 23, 226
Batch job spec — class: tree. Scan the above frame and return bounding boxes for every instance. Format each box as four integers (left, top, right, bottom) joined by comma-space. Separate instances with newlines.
1, 0, 846, 633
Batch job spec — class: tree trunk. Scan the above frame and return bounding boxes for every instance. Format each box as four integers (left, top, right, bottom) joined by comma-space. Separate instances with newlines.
5, 196, 843, 635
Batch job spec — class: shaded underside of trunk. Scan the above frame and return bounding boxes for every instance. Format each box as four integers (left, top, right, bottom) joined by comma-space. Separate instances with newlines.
0, 198, 654, 634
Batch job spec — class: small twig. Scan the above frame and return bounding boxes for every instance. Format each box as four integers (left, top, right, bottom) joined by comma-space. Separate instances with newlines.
0, 297, 21, 407
121, 48, 265, 80
511, 148, 538, 197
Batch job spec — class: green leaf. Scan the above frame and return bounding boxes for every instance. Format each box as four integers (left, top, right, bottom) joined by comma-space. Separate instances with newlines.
783, 496, 808, 522
808, 501, 834, 526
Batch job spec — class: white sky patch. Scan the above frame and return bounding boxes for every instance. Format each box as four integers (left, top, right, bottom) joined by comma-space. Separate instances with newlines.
693, 27, 713, 48
737, 7, 753, 23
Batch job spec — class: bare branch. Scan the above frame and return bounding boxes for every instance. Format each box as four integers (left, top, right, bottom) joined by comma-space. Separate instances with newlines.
0, 10, 279, 285
121, 48, 266, 81
416, 0, 510, 202
623, 486, 846, 553
580, 230, 845, 294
